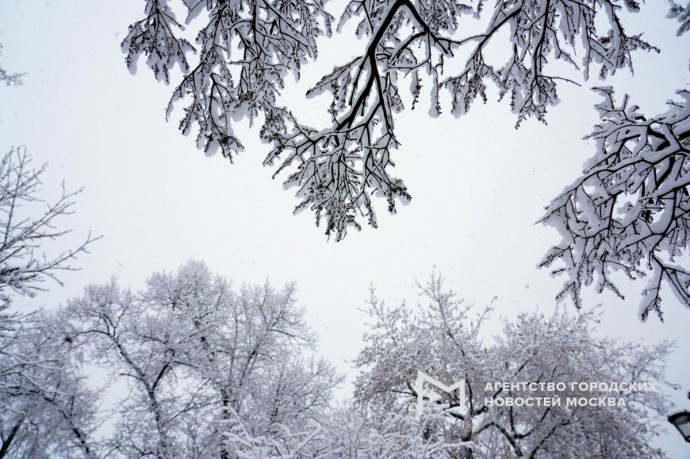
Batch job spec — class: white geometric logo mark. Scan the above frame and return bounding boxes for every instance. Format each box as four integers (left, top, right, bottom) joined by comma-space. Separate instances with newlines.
415, 370, 466, 416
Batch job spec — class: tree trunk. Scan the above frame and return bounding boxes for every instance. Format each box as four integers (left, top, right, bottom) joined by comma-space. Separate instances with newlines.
0, 418, 24, 459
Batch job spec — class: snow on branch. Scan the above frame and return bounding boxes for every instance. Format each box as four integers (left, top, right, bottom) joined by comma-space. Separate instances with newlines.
444, 0, 657, 124
0, 45, 23, 86
263, 0, 475, 239
121, 0, 195, 83
667, 1, 690, 36
0, 147, 98, 306
63, 261, 341, 457
0, 311, 101, 458
124, 0, 657, 238
540, 88, 690, 320
124, 0, 333, 160
352, 274, 673, 457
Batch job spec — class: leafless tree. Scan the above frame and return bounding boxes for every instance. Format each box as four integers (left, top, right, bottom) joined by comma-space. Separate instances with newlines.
0, 144, 101, 457
123, 2, 690, 315
0, 146, 97, 309
541, 89, 690, 320
65, 261, 341, 458
124, 0, 658, 239
0, 311, 101, 459
535, 5, 690, 319
349, 272, 674, 458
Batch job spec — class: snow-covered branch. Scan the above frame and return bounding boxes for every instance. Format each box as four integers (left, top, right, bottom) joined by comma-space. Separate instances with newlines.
0, 147, 98, 308
541, 88, 690, 320
64, 261, 341, 458
124, 0, 659, 239
352, 273, 673, 457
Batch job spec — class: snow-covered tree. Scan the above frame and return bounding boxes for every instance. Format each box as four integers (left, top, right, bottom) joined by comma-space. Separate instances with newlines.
122, 1, 690, 317
541, 89, 690, 320
0, 145, 100, 458
0, 146, 96, 311
0, 311, 100, 458
349, 272, 675, 458
123, 0, 658, 239
65, 260, 341, 458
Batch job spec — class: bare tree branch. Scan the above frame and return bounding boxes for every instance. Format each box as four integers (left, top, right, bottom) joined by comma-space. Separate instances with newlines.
540, 88, 690, 320
0, 147, 99, 308
124, 0, 658, 240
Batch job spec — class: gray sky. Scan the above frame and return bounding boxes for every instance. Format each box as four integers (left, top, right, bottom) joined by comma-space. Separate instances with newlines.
1, 0, 689, 455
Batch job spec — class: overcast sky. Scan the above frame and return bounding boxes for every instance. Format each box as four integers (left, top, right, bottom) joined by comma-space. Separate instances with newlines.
1, 0, 689, 456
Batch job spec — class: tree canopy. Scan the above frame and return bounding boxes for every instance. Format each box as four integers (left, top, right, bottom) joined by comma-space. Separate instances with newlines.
1, 265, 676, 457
0, 147, 96, 309
346, 273, 675, 458
123, 0, 657, 239
123, 1, 690, 318
0, 147, 98, 458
